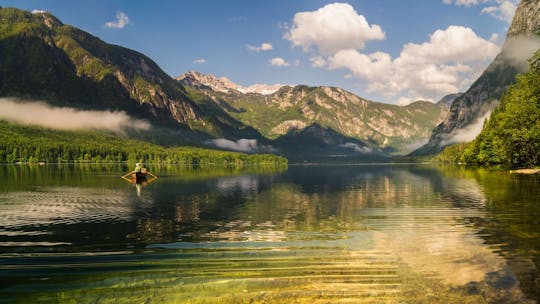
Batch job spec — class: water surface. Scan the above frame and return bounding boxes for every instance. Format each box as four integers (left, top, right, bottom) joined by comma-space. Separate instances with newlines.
0, 164, 539, 303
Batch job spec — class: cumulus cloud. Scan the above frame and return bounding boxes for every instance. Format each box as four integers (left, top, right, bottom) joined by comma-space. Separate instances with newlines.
305, 24, 498, 103
269, 57, 290, 67
193, 58, 207, 64
481, 1, 517, 23
105, 11, 130, 29
443, 0, 518, 23
284, 3, 501, 104
0, 98, 151, 134
246, 42, 273, 52
441, 110, 492, 146
327, 26, 499, 103
309, 56, 327, 68
210, 138, 258, 152
284, 3, 385, 55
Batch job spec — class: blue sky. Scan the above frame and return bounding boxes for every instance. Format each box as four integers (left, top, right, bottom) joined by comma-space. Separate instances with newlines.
0, 0, 518, 104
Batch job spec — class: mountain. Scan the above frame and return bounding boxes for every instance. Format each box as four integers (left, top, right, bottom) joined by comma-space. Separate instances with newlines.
179, 74, 449, 155
0, 7, 451, 160
413, 0, 540, 156
178, 71, 283, 95
0, 7, 260, 142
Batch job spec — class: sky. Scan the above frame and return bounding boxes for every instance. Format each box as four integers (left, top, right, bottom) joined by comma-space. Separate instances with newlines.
0, 0, 519, 104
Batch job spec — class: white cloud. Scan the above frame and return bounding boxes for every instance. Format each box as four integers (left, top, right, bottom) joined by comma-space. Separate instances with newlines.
324, 26, 499, 103
193, 58, 207, 64
284, 3, 385, 55
399, 26, 500, 63
246, 42, 273, 52
105, 11, 130, 29
269, 57, 290, 67
310, 56, 327, 68
277, 22, 289, 30
284, 3, 501, 104
481, 1, 517, 23
210, 138, 258, 152
490, 33, 500, 43
443, 0, 518, 24
444, 0, 487, 6
31, 9, 47, 14
0, 98, 151, 133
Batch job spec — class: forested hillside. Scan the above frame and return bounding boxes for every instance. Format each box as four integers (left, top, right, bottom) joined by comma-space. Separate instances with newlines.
436, 50, 540, 168
0, 121, 287, 167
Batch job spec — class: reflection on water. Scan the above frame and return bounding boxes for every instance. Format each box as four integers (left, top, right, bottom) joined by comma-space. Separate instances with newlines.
0, 164, 539, 303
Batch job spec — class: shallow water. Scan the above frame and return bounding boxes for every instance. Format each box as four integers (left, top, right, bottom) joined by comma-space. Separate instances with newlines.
0, 164, 539, 303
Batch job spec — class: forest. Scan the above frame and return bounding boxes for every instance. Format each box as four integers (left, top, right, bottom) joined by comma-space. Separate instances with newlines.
436, 50, 540, 168
0, 121, 288, 167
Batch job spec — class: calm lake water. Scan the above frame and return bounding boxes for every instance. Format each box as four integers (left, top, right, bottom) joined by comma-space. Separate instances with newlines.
0, 164, 539, 303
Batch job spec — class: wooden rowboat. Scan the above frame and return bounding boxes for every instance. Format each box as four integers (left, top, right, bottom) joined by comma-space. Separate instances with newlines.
121, 167, 157, 185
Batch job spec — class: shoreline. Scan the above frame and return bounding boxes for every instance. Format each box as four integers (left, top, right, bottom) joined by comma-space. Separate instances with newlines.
509, 168, 540, 174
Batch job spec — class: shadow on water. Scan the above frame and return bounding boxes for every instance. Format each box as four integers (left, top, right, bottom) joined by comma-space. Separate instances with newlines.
0, 164, 538, 303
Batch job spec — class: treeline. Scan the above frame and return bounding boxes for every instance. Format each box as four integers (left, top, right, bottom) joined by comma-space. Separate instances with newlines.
0, 121, 288, 167
436, 50, 540, 168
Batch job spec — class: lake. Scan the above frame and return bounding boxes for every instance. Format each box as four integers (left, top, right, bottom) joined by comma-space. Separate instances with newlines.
0, 164, 539, 303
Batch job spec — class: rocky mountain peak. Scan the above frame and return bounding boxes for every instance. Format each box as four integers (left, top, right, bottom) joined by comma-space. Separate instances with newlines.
177, 71, 283, 95
177, 71, 239, 94
28, 10, 63, 29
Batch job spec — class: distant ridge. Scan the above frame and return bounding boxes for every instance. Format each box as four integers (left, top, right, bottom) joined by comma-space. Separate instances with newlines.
179, 72, 449, 155
177, 71, 283, 95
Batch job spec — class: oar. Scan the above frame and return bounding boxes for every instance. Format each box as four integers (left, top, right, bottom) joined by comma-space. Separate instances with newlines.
121, 172, 133, 181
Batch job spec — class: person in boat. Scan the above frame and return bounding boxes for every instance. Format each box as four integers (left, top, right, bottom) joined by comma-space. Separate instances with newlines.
134, 162, 142, 173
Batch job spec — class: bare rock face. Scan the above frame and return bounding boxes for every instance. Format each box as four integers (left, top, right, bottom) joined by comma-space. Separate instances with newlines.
508, 0, 540, 37
412, 0, 540, 156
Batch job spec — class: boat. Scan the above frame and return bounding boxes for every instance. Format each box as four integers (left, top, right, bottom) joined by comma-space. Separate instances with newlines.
121, 167, 157, 185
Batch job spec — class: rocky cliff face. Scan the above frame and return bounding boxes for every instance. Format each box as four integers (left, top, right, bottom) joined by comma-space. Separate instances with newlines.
507, 0, 540, 36
412, 0, 540, 156
181, 72, 449, 155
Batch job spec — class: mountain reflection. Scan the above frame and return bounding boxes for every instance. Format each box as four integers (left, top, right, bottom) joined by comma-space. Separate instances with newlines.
1, 164, 538, 302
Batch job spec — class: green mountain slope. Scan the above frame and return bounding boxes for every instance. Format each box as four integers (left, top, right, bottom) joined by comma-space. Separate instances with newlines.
0, 7, 260, 141
178, 72, 448, 155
